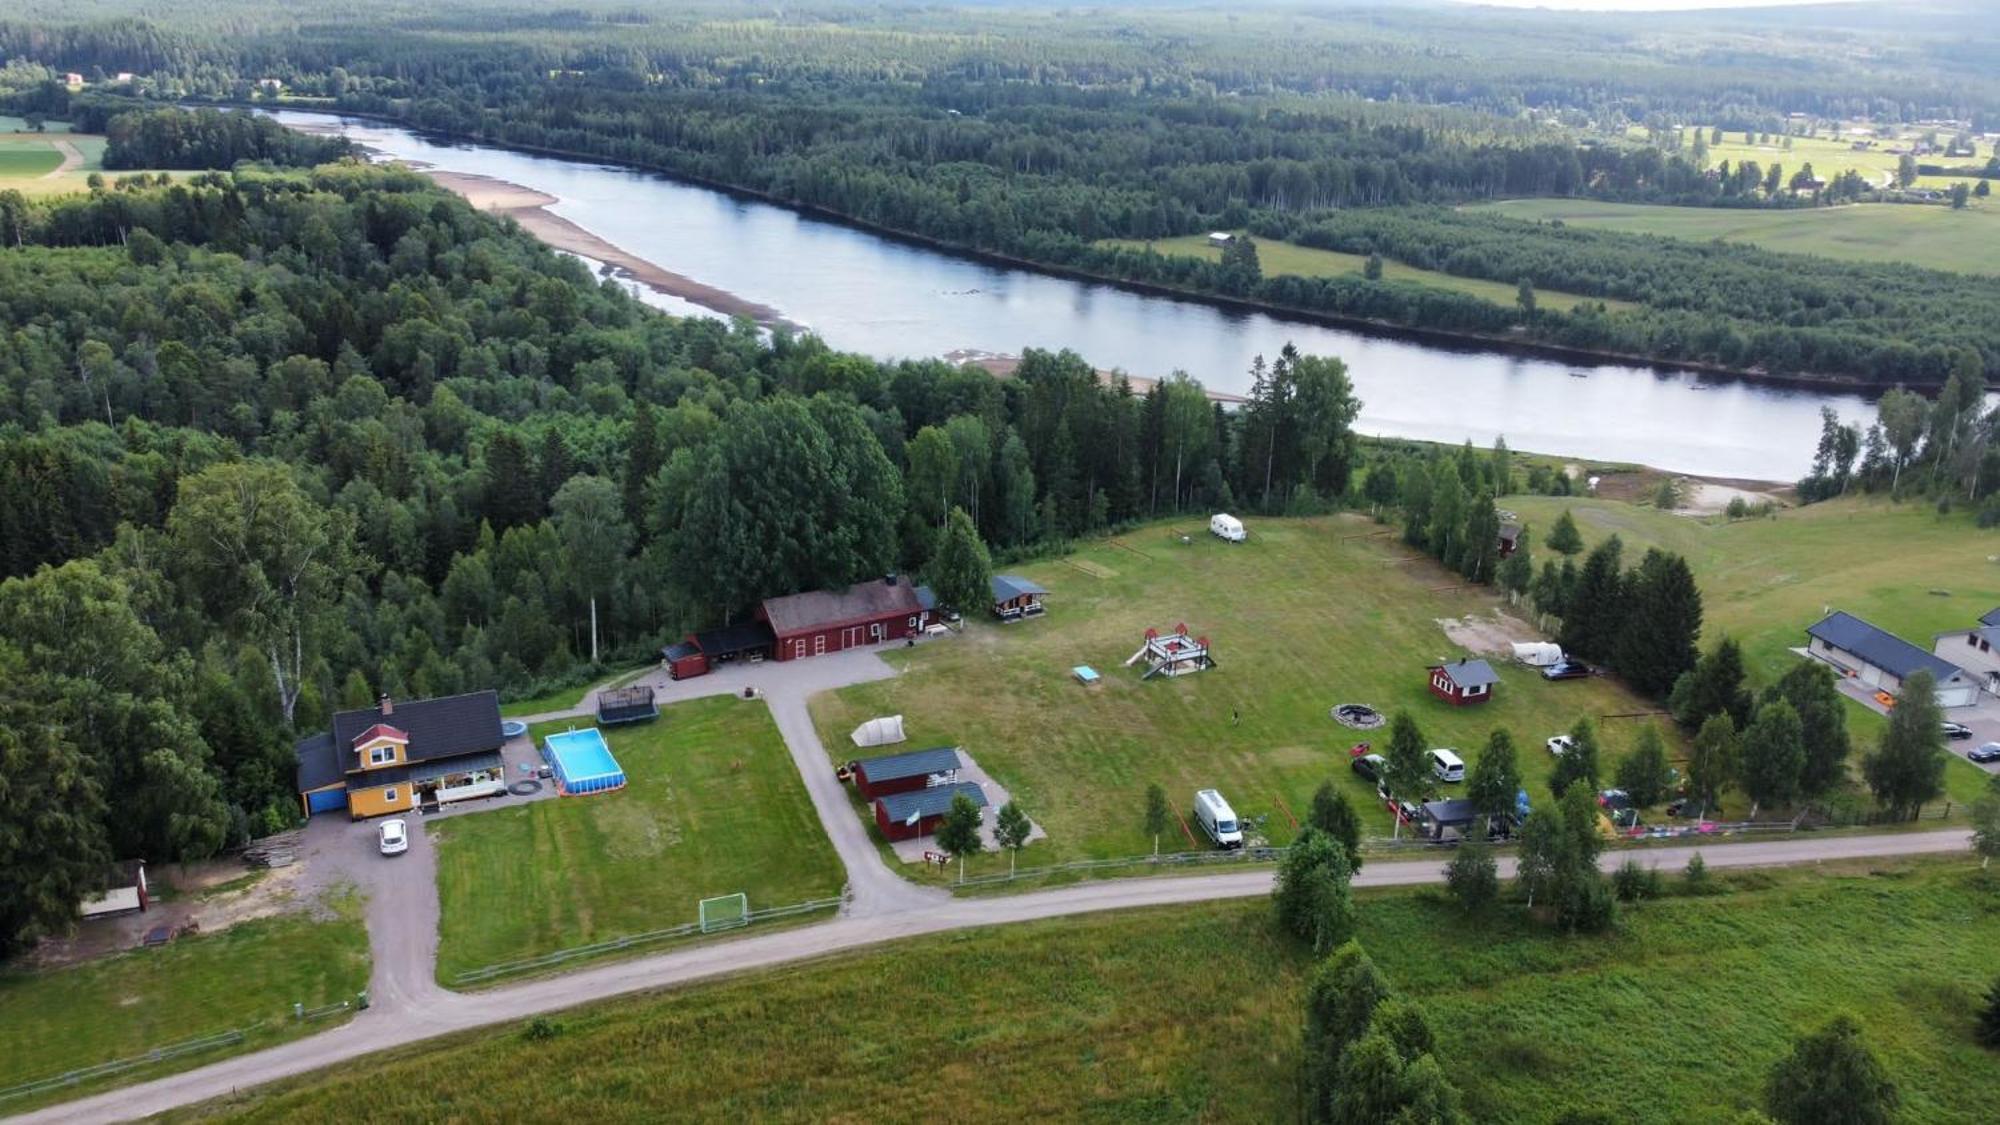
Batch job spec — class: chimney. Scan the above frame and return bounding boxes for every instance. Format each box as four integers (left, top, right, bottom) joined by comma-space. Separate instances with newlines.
884, 573, 899, 586
378, 693, 393, 717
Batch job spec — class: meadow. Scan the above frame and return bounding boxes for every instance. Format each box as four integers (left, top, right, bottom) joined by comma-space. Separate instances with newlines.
429, 695, 844, 983
1101, 233, 1630, 312
812, 515, 1670, 876
167, 859, 2000, 1123
1480, 198, 2000, 275
0, 898, 368, 1111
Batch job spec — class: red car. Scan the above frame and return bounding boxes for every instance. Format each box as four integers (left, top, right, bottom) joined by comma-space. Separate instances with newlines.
1348, 742, 1372, 758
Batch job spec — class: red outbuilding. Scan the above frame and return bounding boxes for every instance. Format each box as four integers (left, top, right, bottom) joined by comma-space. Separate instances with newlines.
1428, 658, 1499, 706
760, 577, 929, 662
660, 621, 776, 680
874, 782, 988, 841
851, 746, 963, 800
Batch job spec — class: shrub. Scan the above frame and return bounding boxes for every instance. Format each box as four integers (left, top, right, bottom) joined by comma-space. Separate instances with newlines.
1685, 852, 1709, 889
1612, 858, 1662, 901
523, 1017, 563, 1041
1977, 975, 2000, 1049
1444, 843, 1499, 912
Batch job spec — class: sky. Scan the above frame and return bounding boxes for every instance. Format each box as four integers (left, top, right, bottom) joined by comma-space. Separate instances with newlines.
1461, 0, 1858, 9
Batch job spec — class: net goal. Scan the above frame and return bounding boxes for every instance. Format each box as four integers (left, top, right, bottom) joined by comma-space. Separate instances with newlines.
698, 892, 749, 933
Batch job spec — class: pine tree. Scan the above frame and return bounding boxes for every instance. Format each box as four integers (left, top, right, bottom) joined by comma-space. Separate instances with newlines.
1671, 636, 1754, 731
1546, 509, 1584, 556
1559, 535, 1625, 662
1307, 781, 1364, 871
1497, 526, 1533, 599
1612, 548, 1702, 698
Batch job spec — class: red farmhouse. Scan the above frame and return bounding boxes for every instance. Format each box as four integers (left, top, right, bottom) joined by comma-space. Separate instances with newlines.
874, 782, 988, 841
760, 577, 929, 662
1428, 658, 1498, 706
851, 746, 963, 800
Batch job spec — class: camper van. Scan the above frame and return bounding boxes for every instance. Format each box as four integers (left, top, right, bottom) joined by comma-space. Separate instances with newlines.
1193, 788, 1243, 849
1428, 749, 1466, 783
1510, 641, 1563, 668
1209, 513, 1246, 543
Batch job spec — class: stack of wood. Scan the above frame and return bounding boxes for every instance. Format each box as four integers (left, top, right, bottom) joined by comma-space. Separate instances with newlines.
241, 829, 303, 868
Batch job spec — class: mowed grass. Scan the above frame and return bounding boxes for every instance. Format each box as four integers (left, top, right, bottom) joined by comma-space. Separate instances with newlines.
169, 859, 2000, 1124
1505, 494, 2000, 802
1480, 198, 2000, 276
0, 144, 62, 178
0, 900, 368, 1109
1102, 233, 1632, 312
431, 695, 843, 983
813, 516, 1670, 874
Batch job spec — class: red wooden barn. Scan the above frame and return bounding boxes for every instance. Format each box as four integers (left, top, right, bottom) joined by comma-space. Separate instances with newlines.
851, 746, 962, 800
1497, 523, 1523, 558
659, 621, 777, 680
760, 577, 929, 662
1428, 658, 1498, 706
874, 782, 988, 841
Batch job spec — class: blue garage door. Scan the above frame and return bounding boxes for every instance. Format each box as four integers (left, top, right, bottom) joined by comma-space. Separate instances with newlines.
306, 789, 348, 815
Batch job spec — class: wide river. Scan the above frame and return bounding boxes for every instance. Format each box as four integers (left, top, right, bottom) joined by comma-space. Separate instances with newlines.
277, 110, 1879, 480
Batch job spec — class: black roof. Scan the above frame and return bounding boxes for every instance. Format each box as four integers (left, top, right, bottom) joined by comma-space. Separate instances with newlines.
297, 691, 505, 794
1421, 798, 1480, 826
662, 640, 701, 661
344, 750, 505, 792
855, 746, 962, 784
876, 782, 988, 823
694, 620, 776, 658
295, 731, 341, 791
1807, 611, 1966, 683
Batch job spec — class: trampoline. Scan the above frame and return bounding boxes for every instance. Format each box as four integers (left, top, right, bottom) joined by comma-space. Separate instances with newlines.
542, 728, 627, 796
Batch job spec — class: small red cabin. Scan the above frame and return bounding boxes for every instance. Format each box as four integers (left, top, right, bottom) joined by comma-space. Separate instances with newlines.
1428, 658, 1498, 706
874, 782, 989, 841
851, 746, 962, 800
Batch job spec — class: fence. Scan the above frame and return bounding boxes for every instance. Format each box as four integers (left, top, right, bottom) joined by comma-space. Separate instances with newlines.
453, 896, 845, 986
0, 1028, 248, 1105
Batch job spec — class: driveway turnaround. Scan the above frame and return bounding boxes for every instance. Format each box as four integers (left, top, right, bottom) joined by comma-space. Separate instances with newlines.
13, 826, 1971, 1124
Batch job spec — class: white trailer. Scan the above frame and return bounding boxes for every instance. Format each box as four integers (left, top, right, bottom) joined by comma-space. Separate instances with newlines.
1511, 641, 1563, 667
1209, 513, 1246, 543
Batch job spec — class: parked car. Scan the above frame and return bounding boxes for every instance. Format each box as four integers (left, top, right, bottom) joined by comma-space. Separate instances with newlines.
1352, 753, 1386, 783
1546, 734, 1575, 756
1348, 741, 1372, 758
377, 818, 409, 856
1666, 795, 1708, 819
1971, 743, 2000, 764
1942, 721, 1974, 741
1596, 788, 1634, 813
1428, 748, 1466, 783
1382, 793, 1421, 825
1542, 661, 1596, 681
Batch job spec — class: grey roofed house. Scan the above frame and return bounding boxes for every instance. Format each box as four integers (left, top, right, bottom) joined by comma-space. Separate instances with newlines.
990, 574, 1049, 602
1980, 607, 2000, 629
1806, 611, 1965, 683
853, 745, 962, 785
1435, 658, 1498, 688
875, 781, 989, 823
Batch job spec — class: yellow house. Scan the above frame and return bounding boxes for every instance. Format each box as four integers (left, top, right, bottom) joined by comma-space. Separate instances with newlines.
296, 691, 508, 819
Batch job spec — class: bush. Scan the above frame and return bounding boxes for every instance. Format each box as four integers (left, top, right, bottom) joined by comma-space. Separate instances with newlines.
1444, 843, 1499, 912
523, 1017, 563, 1041
1977, 975, 2000, 1049
1555, 870, 1619, 933
1612, 858, 1663, 902
1685, 851, 1709, 889
1725, 495, 1749, 519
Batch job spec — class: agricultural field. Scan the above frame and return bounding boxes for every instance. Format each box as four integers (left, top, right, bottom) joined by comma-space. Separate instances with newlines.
1480, 198, 2000, 275
429, 695, 844, 983
1506, 494, 2000, 802
1100, 233, 1634, 313
168, 859, 2000, 1123
1692, 126, 1982, 194
0, 128, 123, 197
0, 898, 368, 1112
813, 515, 1669, 875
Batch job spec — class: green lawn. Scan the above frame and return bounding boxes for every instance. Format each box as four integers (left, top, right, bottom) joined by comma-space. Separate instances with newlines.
812, 515, 1672, 877
1505, 495, 2000, 804
431, 695, 844, 983
0, 144, 62, 179
1479, 198, 2000, 276
0, 115, 74, 133
1102, 233, 1633, 312
499, 663, 655, 718
0, 899, 368, 1110
167, 859, 2000, 1123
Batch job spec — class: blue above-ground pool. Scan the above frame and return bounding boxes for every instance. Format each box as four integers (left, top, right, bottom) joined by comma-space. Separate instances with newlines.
542, 728, 627, 796
500, 719, 529, 739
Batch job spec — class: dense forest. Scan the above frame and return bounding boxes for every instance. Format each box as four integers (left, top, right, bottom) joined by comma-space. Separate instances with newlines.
2, 1, 1998, 381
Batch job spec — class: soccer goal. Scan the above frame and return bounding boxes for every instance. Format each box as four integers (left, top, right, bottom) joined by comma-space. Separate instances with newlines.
698, 892, 749, 933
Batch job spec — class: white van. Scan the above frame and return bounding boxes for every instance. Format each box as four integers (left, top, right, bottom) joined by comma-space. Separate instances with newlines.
1193, 788, 1243, 849
1428, 749, 1466, 784
1209, 513, 1246, 543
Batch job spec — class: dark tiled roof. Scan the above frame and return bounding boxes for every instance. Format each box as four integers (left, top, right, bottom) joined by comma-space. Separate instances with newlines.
330, 691, 504, 770
1808, 611, 1967, 683
693, 620, 776, 658
344, 750, 505, 792
876, 782, 988, 823
1421, 799, 1480, 826
762, 581, 923, 636
855, 746, 962, 784
1981, 607, 2000, 628
662, 640, 701, 662
991, 574, 1048, 602
295, 731, 341, 792
1435, 658, 1498, 688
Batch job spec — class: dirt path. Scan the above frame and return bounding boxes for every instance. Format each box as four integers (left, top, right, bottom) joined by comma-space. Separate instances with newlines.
15, 826, 1972, 1124
39, 139, 82, 180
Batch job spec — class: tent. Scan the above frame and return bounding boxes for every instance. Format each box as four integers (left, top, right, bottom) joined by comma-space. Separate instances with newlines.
1511, 641, 1563, 667
850, 715, 908, 748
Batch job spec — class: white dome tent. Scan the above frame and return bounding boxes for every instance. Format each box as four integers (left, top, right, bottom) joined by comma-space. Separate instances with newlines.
849, 715, 908, 748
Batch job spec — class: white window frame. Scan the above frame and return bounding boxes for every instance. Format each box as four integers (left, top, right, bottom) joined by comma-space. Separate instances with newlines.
383, 787, 399, 803
369, 744, 397, 765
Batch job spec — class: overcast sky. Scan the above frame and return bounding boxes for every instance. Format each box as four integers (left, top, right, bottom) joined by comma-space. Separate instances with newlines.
1462, 0, 1857, 9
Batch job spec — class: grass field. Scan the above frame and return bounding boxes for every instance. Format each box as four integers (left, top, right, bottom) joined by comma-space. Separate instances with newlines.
1101, 233, 1634, 313
0, 899, 368, 1110
497, 664, 653, 719
0, 146, 63, 178
812, 516, 1670, 875
430, 696, 844, 983
1480, 198, 2000, 276
169, 858, 2000, 1123
1691, 126, 1980, 195
1505, 495, 2000, 803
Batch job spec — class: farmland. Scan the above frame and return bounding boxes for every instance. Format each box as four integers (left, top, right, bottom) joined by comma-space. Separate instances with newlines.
429, 696, 844, 983
1479, 199, 2000, 276
1101, 233, 1632, 312
0, 898, 368, 1112
168, 859, 2000, 1123
813, 515, 1670, 876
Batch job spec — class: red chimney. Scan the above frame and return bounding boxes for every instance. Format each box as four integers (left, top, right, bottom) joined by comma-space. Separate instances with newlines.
378, 693, 393, 717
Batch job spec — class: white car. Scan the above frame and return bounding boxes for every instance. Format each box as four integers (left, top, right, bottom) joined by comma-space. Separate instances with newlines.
377, 818, 409, 856
1546, 735, 1575, 756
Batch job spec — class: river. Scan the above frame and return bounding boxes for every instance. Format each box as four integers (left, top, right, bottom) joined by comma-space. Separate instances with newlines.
273, 110, 1878, 481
